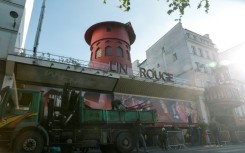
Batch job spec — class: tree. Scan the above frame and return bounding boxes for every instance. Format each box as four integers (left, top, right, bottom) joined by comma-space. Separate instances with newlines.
103, 0, 210, 21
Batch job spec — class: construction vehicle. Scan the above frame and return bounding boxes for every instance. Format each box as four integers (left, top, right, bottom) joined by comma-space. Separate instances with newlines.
0, 84, 156, 153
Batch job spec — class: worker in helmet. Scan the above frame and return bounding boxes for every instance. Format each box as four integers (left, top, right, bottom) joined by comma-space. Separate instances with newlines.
159, 127, 168, 151
134, 120, 148, 153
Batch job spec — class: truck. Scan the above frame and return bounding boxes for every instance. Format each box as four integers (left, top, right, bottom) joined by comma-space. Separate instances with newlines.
0, 85, 156, 153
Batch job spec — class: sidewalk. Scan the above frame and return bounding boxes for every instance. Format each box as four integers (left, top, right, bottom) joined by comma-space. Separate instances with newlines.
142, 144, 227, 153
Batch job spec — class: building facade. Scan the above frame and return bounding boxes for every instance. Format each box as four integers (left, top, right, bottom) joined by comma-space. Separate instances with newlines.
0, 0, 33, 59
218, 43, 245, 128
133, 23, 245, 135
133, 22, 219, 87
0, 0, 33, 88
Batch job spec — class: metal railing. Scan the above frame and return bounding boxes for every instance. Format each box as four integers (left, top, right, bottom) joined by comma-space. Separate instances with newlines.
167, 130, 186, 149
207, 131, 231, 145
235, 131, 245, 143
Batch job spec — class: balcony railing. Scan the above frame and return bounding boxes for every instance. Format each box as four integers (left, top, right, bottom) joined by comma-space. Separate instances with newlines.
205, 84, 245, 105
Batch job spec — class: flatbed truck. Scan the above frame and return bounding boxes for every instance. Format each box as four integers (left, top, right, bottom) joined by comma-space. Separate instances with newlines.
0, 85, 156, 153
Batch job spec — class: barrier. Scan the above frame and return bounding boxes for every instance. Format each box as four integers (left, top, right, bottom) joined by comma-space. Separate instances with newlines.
235, 131, 245, 142
167, 131, 186, 149
205, 132, 215, 144
219, 131, 231, 144
207, 131, 231, 145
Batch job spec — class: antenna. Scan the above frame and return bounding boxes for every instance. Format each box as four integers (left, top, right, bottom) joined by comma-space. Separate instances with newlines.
33, 0, 46, 58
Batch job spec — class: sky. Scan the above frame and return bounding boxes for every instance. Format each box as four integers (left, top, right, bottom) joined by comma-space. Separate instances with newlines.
24, 0, 245, 63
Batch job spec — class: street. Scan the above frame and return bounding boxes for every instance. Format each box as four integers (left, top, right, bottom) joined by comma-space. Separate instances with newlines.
1, 144, 245, 153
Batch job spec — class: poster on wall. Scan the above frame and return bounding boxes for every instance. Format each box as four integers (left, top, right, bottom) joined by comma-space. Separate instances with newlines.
82, 91, 112, 110
114, 93, 198, 124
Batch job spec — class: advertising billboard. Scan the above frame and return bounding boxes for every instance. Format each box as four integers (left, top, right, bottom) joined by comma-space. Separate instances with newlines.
114, 93, 198, 124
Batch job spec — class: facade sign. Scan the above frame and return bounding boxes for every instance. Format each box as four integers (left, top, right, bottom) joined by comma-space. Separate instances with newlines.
109, 62, 127, 74
139, 67, 174, 82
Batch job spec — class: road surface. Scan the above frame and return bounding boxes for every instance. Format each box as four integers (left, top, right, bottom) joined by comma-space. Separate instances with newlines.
1, 144, 245, 153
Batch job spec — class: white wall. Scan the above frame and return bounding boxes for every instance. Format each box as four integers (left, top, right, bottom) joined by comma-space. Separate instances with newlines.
0, 0, 33, 58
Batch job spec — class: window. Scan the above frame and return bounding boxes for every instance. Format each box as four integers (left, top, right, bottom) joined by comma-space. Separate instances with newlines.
96, 48, 102, 58
162, 47, 165, 53
106, 27, 111, 32
105, 46, 112, 56
198, 48, 203, 57
204, 66, 208, 73
18, 93, 32, 110
204, 50, 207, 58
200, 64, 205, 72
6, 91, 33, 115
206, 51, 210, 59
212, 53, 217, 61
191, 46, 196, 55
193, 35, 197, 40
173, 53, 177, 61
105, 40, 111, 44
195, 62, 200, 71
126, 50, 130, 60
116, 47, 123, 57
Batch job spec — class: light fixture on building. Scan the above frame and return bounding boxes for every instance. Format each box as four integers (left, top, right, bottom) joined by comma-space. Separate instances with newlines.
10, 11, 18, 28
66, 66, 70, 70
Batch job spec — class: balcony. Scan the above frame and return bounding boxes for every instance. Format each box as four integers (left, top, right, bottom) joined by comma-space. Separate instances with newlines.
204, 84, 244, 106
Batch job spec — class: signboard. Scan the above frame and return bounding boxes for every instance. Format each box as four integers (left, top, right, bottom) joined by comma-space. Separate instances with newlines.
139, 67, 174, 82
114, 93, 198, 124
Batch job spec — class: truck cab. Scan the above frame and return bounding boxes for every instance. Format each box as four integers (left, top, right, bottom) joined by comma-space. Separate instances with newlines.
0, 87, 46, 153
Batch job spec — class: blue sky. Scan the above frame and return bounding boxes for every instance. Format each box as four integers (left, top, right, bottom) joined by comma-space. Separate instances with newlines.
25, 0, 245, 63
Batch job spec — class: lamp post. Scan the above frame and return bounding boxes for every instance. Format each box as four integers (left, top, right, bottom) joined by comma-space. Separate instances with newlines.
9, 11, 18, 28
187, 114, 193, 145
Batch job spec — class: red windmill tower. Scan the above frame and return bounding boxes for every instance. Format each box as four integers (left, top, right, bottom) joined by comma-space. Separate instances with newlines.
85, 21, 136, 74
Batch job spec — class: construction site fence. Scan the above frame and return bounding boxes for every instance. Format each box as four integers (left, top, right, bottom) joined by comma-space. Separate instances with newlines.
167, 131, 186, 149
206, 130, 231, 145
152, 130, 185, 149
235, 131, 245, 142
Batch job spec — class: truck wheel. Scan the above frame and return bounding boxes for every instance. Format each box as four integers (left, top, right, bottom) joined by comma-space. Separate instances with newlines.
60, 146, 73, 153
80, 147, 89, 153
14, 131, 44, 153
100, 144, 117, 153
116, 132, 135, 153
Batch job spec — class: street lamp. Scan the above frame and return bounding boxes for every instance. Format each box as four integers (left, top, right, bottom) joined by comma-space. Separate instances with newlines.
10, 11, 18, 28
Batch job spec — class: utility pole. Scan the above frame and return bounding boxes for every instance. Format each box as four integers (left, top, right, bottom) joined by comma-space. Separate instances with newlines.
33, 0, 46, 58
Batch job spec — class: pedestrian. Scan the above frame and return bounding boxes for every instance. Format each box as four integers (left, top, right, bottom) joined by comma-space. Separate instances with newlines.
197, 126, 202, 145
112, 99, 127, 110
159, 128, 168, 151
134, 120, 148, 153
209, 117, 221, 146
205, 130, 211, 145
